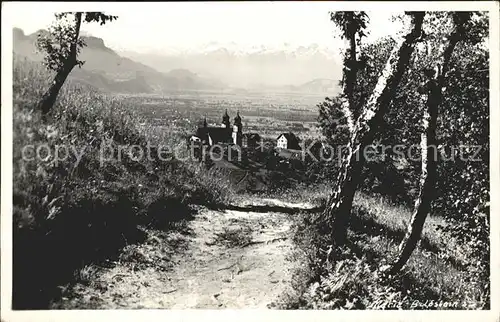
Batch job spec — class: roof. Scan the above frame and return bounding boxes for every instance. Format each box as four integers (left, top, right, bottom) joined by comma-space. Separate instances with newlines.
244, 133, 261, 140
222, 110, 230, 124
234, 111, 242, 122
277, 132, 300, 142
196, 127, 232, 144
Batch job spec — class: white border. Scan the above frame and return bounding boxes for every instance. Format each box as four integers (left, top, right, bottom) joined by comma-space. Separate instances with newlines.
1, 2, 499, 322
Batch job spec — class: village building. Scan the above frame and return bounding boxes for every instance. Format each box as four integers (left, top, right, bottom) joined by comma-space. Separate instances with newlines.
192, 110, 244, 146
276, 132, 300, 150
231, 112, 243, 146
243, 133, 262, 148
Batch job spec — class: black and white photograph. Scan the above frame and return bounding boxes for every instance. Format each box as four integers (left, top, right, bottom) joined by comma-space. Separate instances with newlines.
1, 1, 499, 321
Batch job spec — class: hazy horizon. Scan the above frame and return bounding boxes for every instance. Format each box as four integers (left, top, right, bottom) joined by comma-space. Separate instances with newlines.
8, 3, 410, 88
8, 2, 402, 55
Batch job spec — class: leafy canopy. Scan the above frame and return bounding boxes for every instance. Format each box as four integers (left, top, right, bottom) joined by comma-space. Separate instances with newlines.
37, 12, 118, 72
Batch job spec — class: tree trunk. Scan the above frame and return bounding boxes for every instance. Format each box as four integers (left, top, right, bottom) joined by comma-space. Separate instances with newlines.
345, 19, 358, 125
36, 66, 74, 114
338, 15, 358, 133
316, 12, 425, 246
390, 80, 438, 272
37, 12, 82, 115
390, 16, 466, 273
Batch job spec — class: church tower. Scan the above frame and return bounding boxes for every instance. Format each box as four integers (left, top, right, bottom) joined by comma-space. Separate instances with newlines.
222, 109, 230, 128
232, 111, 243, 146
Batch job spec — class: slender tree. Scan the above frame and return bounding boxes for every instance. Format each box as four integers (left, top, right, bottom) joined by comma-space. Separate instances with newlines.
389, 12, 472, 273
314, 12, 425, 246
36, 12, 117, 115
330, 11, 369, 131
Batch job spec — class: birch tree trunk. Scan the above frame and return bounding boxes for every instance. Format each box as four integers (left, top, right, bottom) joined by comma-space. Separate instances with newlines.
390, 14, 468, 273
344, 17, 358, 127
37, 12, 82, 115
316, 12, 425, 246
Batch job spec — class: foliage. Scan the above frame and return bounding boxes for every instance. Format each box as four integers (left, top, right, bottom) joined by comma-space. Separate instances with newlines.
316, 12, 489, 239
37, 12, 117, 72
330, 11, 369, 41
329, 11, 370, 120
433, 40, 489, 291
307, 10, 490, 307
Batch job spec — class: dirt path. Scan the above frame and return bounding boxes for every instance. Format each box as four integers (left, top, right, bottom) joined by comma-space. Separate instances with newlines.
53, 198, 313, 309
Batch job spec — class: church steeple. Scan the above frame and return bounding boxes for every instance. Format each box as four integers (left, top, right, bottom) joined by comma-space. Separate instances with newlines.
232, 110, 243, 146
222, 109, 230, 128
234, 110, 242, 128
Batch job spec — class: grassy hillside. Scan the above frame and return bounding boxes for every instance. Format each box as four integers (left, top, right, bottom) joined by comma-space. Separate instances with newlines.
12, 56, 231, 309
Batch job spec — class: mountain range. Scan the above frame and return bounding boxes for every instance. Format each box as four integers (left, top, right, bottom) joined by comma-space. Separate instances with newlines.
13, 28, 226, 94
13, 27, 341, 95
120, 41, 343, 90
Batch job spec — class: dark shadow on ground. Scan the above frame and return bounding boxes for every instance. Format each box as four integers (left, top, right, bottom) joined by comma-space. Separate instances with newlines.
12, 198, 198, 310
225, 204, 323, 215
348, 206, 467, 270
350, 206, 439, 253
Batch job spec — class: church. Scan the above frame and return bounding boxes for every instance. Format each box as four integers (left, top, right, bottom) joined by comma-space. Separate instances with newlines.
194, 110, 243, 146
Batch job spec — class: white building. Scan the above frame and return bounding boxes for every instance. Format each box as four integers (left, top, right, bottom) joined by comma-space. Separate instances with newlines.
276, 132, 300, 150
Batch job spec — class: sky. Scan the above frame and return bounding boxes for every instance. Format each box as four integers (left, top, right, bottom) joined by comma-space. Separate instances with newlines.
7, 2, 403, 53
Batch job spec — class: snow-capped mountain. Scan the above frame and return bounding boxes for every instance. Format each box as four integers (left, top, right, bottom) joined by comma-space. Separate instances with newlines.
119, 42, 342, 89
182, 41, 339, 57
